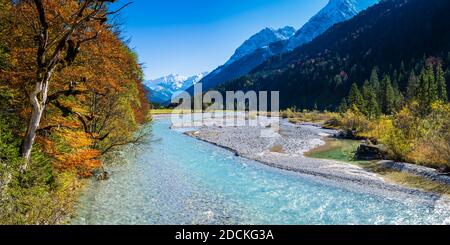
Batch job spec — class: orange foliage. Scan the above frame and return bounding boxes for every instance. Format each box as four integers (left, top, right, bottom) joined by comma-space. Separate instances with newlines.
55, 149, 102, 177
4, 1, 150, 177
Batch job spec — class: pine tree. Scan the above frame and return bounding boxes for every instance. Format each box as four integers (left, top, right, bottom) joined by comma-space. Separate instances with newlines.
436, 64, 448, 102
417, 65, 439, 114
427, 64, 439, 103
348, 83, 364, 112
369, 67, 381, 105
417, 68, 428, 108
383, 75, 396, 115
338, 98, 348, 113
393, 80, 404, 111
362, 80, 380, 118
406, 71, 419, 101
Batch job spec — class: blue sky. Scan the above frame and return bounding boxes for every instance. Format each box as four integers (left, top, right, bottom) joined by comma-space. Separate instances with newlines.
111, 0, 328, 80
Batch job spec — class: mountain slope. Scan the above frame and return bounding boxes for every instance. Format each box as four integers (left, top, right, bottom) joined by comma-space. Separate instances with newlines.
144, 73, 208, 104
188, 0, 378, 95
218, 0, 450, 110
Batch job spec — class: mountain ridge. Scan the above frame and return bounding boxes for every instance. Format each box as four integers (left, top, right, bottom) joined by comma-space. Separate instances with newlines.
186, 0, 379, 95
217, 0, 450, 110
144, 72, 209, 104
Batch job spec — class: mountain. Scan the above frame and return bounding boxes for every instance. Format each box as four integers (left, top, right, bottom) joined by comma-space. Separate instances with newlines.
185, 27, 295, 94
218, 0, 450, 110
187, 0, 378, 95
144, 72, 208, 104
285, 0, 379, 51
225, 26, 296, 66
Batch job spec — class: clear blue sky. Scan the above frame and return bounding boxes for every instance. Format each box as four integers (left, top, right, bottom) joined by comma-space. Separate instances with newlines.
111, 0, 328, 80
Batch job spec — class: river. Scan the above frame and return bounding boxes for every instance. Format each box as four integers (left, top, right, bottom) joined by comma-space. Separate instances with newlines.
72, 118, 450, 225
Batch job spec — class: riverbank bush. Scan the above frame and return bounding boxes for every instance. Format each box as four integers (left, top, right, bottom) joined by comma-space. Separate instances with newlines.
280, 109, 339, 124
333, 101, 450, 171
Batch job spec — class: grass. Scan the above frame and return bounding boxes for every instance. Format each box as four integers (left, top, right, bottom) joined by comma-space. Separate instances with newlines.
281, 110, 338, 125
305, 138, 450, 196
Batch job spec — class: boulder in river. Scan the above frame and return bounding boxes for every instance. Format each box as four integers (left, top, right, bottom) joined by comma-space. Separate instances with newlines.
355, 144, 388, 160
93, 170, 110, 181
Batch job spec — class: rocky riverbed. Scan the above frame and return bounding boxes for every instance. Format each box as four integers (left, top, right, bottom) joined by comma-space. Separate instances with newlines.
177, 114, 450, 207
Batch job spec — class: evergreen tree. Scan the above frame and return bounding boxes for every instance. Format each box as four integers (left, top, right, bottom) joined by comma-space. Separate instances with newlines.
393, 80, 404, 111
383, 75, 396, 115
406, 71, 419, 101
427, 65, 439, 103
417, 68, 429, 107
338, 98, 348, 113
362, 80, 381, 118
369, 67, 381, 105
417, 65, 439, 114
348, 83, 364, 112
436, 64, 448, 102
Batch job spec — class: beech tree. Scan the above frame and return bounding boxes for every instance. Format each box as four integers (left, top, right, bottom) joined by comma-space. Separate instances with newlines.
19, 0, 129, 168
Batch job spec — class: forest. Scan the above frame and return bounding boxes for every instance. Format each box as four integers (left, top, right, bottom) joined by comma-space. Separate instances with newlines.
219, 0, 450, 171
218, 0, 450, 110
0, 0, 149, 224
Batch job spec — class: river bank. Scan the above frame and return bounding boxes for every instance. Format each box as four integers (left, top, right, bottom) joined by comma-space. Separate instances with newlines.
179, 114, 450, 205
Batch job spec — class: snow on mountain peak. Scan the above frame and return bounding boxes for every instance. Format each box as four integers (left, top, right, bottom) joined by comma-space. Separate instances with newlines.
225, 26, 296, 65
285, 0, 379, 51
144, 72, 209, 104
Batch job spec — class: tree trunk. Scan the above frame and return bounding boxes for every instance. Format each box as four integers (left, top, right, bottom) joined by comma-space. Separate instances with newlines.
22, 102, 44, 162
21, 72, 51, 167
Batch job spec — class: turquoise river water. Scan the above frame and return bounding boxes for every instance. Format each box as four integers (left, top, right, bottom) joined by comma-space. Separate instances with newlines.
73, 119, 450, 225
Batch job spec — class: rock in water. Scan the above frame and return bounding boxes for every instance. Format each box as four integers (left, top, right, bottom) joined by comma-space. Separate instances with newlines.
94, 170, 110, 181
355, 144, 387, 160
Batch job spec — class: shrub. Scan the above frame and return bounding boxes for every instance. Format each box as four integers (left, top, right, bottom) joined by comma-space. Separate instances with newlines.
339, 108, 370, 136
280, 108, 295, 119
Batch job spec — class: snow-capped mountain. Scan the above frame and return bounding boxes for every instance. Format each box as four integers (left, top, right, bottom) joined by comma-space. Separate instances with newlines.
285, 0, 379, 50
144, 72, 208, 104
225, 26, 296, 66
187, 0, 379, 95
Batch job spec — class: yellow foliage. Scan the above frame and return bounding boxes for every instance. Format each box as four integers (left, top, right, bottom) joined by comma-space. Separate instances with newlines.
353, 101, 450, 167
56, 129, 95, 149
339, 109, 370, 134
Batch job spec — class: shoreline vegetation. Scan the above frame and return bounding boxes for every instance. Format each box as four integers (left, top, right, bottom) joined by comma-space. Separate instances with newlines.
285, 109, 450, 195
305, 138, 450, 195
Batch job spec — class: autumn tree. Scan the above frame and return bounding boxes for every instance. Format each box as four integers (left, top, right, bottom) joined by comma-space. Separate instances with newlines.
16, 0, 130, 168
